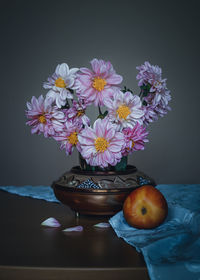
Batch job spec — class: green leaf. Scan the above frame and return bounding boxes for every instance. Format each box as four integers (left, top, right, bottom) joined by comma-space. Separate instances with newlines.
142, 91, 148, 97
115, 156, 127, 171
140, 85, 146, 90
103, 110, 108, 117
121, 86, 127, 93
61, 101, 70, 109
97, 114, 104, 119
68, 88, 74, 94
122, 86, 134, 94
146, 83, 151, 91
97, 110, 108, 119
140, 83, 151, 98
126, 88, 134, 94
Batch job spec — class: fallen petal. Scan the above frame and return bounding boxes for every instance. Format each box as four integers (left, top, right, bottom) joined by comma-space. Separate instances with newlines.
63, 225, 83, 232
41, 217, 61, 228
93, 222, 110, 228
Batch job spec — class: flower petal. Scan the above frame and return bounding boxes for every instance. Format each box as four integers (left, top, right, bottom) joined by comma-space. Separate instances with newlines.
41, 217, 61, 228
63, 226, 83, 232
90, 58, 100, 74
69, 67, 79, 75
106, 74, 123, 85
93, 222, 110, 228
93, 118, 104, 137
80, 67, 93, 75
56, 63, 69, 77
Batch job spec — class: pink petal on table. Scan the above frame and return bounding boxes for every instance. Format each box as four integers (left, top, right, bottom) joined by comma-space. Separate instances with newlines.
62, 226, 83, 232
93, 222, 110, 228
41, 217, 61, 228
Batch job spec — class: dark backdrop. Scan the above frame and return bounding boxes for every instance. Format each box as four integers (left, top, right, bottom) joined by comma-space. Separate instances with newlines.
1, 0, 199, 185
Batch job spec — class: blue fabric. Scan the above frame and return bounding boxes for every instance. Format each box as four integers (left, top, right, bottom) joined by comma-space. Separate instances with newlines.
109, 184, 200, 280
0, 185, 59, 203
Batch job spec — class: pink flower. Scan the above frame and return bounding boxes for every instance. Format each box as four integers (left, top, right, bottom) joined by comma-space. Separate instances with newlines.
136, 61, 164, 89
78, 118, 125, 168
26, 95, 65, 138
122, 123, 149, 156
54, 119, 83, 155
136, 61, 170, 105
75, 58, 123, 107
143, 88, 171, 108
142, 92, 171, 125
136, 61, 171, 124
142, 105, 158, 125
154, 102, 171, 118
65, 100, 90, 126
104, 91, 144, 131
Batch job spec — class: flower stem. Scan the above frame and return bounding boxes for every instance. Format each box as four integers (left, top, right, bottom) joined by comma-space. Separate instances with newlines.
98, 105, 103, 115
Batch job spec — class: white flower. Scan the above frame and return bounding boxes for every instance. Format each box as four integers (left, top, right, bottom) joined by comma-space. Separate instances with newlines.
43, 63, 79, 108
104, 91, 144, 131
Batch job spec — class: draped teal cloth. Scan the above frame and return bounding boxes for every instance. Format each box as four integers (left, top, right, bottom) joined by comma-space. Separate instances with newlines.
0, 184, 200, 279
0, 185, 59, 202
109, 184, 200, 280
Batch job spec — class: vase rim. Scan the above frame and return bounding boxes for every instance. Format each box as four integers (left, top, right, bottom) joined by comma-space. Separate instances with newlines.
71, 165, 137, 176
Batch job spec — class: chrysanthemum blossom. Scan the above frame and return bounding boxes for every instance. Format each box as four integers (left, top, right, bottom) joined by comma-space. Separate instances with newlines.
136, 61, 170, 105
75, 58, 123, 107
65, 100, 90, 126
136, 61, 164, 88
54, 119, 83, 155
43, 63, 79, 108
78, 118, 125, 168
104, 91, 144, 131
122, 123, 149, 156
142, 105, 158, 125
26, 95, 65, 137
142, 101, 171, 125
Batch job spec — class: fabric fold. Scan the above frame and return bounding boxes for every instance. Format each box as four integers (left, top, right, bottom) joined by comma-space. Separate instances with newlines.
109, 184, 200, 280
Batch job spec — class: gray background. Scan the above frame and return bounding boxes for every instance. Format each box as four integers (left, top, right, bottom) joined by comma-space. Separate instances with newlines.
1, 0, 199, 186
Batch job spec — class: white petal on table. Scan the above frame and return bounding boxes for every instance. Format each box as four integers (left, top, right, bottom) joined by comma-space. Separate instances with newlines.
41, 217, 61, 228
93, 222, 111, 228
63, 226, 83, 232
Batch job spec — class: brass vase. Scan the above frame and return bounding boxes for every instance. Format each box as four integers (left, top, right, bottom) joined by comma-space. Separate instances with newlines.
52, 157, 156, 216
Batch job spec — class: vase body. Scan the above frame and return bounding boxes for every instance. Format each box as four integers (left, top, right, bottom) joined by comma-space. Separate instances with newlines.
52, 164, 156, 216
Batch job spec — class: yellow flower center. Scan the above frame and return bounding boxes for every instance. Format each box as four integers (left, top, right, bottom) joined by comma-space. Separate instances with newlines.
68, 132, 78, 145
95, 137, 109, 153
116, 105, 131, 119
155, 81, 162, 87
55, 77, 66, 88
127, 141, 135, 151
38, 115, 46, 124
92, 77, 107, 92
76, 110, 85, 117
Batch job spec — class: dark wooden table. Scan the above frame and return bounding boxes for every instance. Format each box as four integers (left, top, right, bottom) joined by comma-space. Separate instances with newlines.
0, 189, 149, 280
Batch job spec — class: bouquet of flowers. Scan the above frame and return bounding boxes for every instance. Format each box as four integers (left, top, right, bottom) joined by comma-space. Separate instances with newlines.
26, 59, 171, 169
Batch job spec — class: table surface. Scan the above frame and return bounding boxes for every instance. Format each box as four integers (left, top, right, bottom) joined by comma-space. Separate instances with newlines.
0, 189, 149, 280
